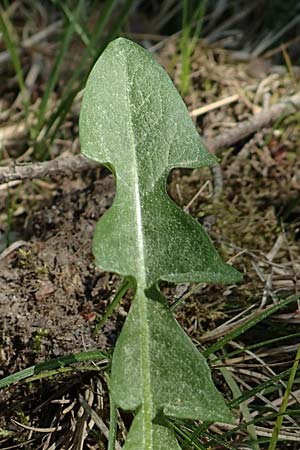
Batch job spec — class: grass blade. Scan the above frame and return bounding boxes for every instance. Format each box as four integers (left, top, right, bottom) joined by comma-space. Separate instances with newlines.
179, 0, 207, 95
0, 350, 108, 389
44, 0, 135, 145
229, 367, 298, 408
268, 345, 300, 450
55, 0, 92, 50
217, 355, 260, 450
203, 295, 299, 357
213, 332, 300, 362
93, 278, 132, 336
100, 0, 136, 50
106, 374, 118, 450
0, 7, 29, 112
35, 1, 84, 135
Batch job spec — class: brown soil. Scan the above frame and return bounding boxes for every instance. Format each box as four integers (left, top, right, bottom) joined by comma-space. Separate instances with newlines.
0, 172, 119, 374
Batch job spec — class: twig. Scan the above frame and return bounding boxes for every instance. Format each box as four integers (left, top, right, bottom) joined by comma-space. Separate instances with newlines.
205, 91, 300, 153
190, 94, 239, 117
0, 240, 31, 260
11, 418, 62, 433
1, 92, 300, 184
0, 154, 98, 183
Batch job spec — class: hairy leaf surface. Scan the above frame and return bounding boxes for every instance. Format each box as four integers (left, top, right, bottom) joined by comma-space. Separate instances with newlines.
80, 37, 241, 449
80, 38, 241, 288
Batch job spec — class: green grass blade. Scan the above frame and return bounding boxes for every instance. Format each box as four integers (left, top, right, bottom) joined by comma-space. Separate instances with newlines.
35, 5, 79, 134
170, 418, 237, 450
229, 367, 298, 408
201, 430, 239, 450
213, 332, 300, 362
50, 0, 120, 96
203, 295, 299, 357
46, 88, 78, 145
55, 0, 92, 51
106, 374, 118, 450
44, 0, 132, 144
167, 419, 207, 450
192, 0, 208, 45
93, 278, 132, 336
179, 0, 194, 96
179, 0, 207, 95
0, 350, 108, 389
100, 0, 136, 50
91, 0, 121, 53
216, 355, 260, 450
25, 366, 76, 382
268, 345, 300, 450
0, 7, 29, 112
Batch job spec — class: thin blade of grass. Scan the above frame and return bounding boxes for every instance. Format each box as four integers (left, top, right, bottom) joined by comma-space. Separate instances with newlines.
213, 332, 300, 362
0, 7, 29, 113
93, 278, 132, 336
86, 0, 123, 60
55, 0, 92, 51
203, 295, 299, 357
217, 354, 260, 450
170, 418, 237, 450
35, 1, 85, 135
268, 345, 300, 450
45, 0, 135, 145
179, 0, 207, 95
167, 419, 207, 450
48, 0, 120, 105
200, 430, 240, 450
99, 0, 136, 52
46, 88, 78, 145
106, 374, 118, 450
229, 367, 298, 408
0, 349, 108, 389
179, 0, 193, 95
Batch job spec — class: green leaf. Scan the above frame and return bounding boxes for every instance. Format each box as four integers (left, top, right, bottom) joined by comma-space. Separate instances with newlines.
79, 37, 241, 288
79, 37, 242, 449
112, 287, 234, 448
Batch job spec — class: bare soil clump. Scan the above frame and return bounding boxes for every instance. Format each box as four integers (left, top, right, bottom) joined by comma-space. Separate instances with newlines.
0, 173, 117, 374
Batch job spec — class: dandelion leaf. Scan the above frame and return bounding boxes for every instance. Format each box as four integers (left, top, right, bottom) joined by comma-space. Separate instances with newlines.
80, 37, 241, 287
79, 38, 241, 450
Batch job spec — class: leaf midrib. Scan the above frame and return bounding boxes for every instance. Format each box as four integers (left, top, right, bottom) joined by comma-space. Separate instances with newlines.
125, 56, 153, 448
